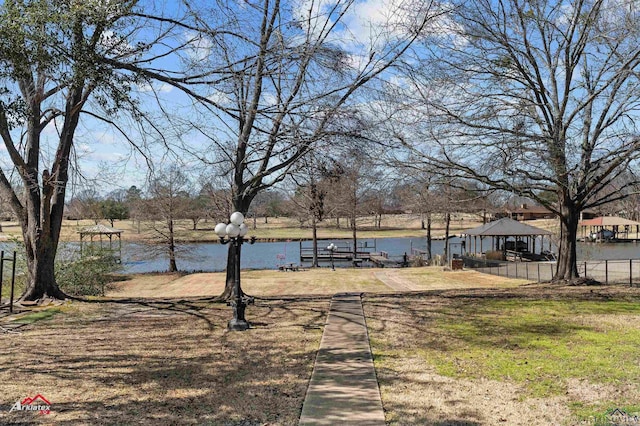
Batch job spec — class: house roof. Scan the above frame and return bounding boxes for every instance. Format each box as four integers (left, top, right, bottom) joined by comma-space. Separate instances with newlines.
78, 224, 124, 235
509, 205, 552, 214
463, 217, 553, 237
580, 216, 640, 227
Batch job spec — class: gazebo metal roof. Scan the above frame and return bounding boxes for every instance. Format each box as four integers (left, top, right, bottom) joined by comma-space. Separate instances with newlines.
463, 217, 553, 237
579, 216, 640, 227
78, 224, 123, 235
78, 224, 123, 260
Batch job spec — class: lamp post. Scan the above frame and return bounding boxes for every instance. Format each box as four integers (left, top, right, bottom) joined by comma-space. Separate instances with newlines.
215, 212, 256, 331
327, 243, 337, 271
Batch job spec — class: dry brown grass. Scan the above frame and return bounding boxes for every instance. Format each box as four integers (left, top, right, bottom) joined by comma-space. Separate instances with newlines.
106, 267, 528, 299
107, 269, 390, 298
0, 298, 328, 425
381, 267, 528, 291
9, 264, 629, 425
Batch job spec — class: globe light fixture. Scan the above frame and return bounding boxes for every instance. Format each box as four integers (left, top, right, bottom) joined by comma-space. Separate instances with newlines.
215, 211, 257, 331
326, 242, 337, 271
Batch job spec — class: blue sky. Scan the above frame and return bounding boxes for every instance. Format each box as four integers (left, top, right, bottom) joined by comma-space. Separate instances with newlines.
3, 0, 442, 198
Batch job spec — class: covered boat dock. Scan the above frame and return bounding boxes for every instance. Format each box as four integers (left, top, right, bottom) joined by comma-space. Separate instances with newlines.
579, 216, 640, 241
462, 217, 555, 261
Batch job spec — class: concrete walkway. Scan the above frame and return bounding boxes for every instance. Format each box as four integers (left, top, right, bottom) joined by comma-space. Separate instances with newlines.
299, 293, 386, 426
374, 270, 422, 291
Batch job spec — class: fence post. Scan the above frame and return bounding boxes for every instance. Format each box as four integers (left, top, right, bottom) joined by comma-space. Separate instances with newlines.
506, 263, 509, 278
9, 251, 16, 313
630, 259, 633, 287
526, 263, 529, 280
584, 262, 587, 278
605, 260, 608, 285
537, 263, 541, 283
0, 250, 3, 307
515, 262, 518, 278
550, 264, 554, 280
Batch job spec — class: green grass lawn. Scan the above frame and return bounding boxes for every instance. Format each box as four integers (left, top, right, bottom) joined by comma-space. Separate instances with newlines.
365, 289, 640, 424
432, 300, 640, 413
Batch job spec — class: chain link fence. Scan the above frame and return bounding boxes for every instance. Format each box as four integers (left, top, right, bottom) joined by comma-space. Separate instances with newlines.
463, 257, 640, 286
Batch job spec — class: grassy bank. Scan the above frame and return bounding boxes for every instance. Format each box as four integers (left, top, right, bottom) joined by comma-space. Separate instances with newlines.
105, 267, 530, 298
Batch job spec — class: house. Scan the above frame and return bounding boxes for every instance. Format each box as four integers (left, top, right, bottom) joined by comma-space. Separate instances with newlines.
507, 204, 554, 221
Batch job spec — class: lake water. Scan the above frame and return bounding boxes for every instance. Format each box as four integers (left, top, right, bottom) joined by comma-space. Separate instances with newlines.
121, 237, 452, 273
120, 237, 640, 274
3, 236, 639, 274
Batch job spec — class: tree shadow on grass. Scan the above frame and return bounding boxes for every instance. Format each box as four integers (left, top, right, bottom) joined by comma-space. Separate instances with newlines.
0, 296, 330, 425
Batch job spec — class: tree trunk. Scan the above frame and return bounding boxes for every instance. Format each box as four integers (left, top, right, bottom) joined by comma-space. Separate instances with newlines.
426, 212, 432, 262
20, 235, 66, 301
443, 212, 451, 266
311, 215, 318, 267
168, 218, 178, 272
554, 199, 580, 281
19, 182, 68, 301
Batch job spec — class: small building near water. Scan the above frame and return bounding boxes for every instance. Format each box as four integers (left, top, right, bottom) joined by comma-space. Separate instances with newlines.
505, 203, 555, 221
579, 216, 640, 241
78, 224, 124, 261
461, 217, 555, 262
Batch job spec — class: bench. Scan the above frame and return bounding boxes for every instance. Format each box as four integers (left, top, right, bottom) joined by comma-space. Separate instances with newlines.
278, 263, 299, 272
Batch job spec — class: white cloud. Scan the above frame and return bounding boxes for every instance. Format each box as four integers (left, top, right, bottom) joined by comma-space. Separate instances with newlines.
136, 82, 174, 94
183, 30, 214, 62
293, 0, 460, 56
88, 151, 129, 162
207, 89, 231, 106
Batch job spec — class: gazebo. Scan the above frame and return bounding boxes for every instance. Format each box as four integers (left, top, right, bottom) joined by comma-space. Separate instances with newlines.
462, 217, 554, 260
78, 224, 124, 261
579, 216, 640, 240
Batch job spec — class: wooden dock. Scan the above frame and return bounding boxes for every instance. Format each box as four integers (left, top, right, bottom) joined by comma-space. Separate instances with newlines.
299, 250, 373, 262
299, 240, 378, 262
299, 240, 408, 268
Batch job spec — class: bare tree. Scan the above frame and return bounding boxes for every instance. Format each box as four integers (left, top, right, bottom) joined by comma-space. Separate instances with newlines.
289, 156, 341, 267
147, 166, 191, 272
154, 0, 440, 298
249, 190, 287, 226
125, 185, 144, 233
331, 149, 380, 259
401, 0, 640, 281
0, 1, 184, 300
397, 173, 437, 261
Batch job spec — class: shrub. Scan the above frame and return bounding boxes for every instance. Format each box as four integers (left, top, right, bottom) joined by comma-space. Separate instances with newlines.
56, 247, 121, 297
